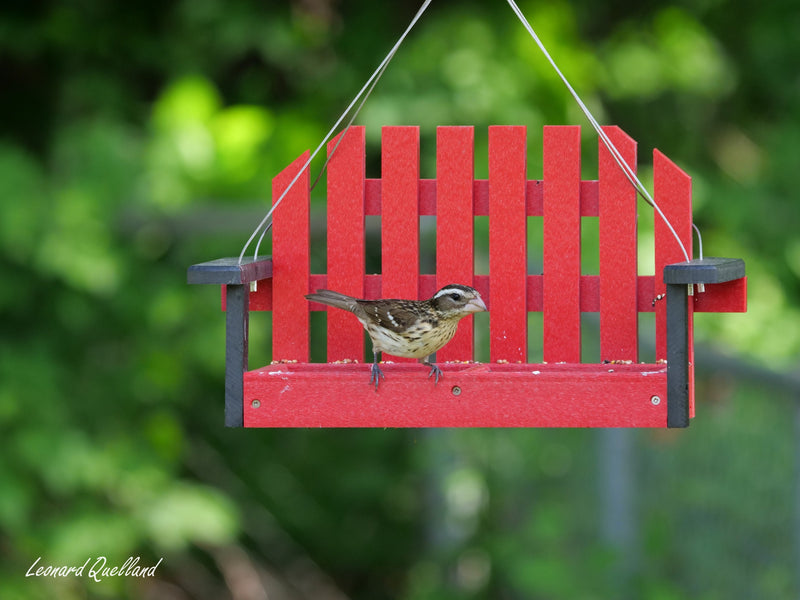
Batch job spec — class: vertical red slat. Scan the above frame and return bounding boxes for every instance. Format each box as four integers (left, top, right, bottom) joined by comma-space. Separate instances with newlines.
653, 149, 694, 412
654, 149, 693, 359
489, 126, 528, 362
542, 126, 582, 363
272, 151, 311, 360
381, 126, 420, 299
599, 126, 639, 361
381, 126, 420, 364
436, 126, 475, 361
326, 126, 366, 361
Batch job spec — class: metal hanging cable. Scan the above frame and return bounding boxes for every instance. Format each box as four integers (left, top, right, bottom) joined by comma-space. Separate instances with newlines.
504, 0, 691, 262
238, 0, 434, 265
240, 0, 692, 265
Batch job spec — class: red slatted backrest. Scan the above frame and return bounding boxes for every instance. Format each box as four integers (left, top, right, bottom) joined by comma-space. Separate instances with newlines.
381, 127, 420, 302
436, 126, 475, 361
380, 127, 420, 365
489, 126, 528, 362
542, 126, 581, 362
326, 127, 366, 361
599, 127, 640, 361
271, 152, 310, 361
260, 124, 702, 370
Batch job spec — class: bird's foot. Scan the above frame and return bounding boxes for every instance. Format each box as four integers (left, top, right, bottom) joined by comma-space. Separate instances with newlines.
370, 361, 386, 391
426, 362, 443, 384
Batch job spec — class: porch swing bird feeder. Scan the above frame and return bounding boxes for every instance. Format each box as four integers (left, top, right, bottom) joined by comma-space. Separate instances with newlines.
187, 0, 747, 428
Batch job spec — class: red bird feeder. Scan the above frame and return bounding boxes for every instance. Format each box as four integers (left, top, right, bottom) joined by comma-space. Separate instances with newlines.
188, 124, 746, 427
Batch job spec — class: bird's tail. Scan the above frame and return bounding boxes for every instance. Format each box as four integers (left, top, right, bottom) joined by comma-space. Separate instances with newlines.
304, 289, 359, 312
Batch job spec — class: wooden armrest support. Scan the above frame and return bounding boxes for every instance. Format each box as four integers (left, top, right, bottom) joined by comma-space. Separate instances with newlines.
664, 257, 746, 427
187, 257, 274, 285
187, 256, 274, 427
664, 257, 745, 285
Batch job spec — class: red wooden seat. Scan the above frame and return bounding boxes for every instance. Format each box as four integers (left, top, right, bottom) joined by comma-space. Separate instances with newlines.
188, 124, 746, 428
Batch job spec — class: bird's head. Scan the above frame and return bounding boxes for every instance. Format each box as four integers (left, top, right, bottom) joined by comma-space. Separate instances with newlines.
431, 284, 487, 319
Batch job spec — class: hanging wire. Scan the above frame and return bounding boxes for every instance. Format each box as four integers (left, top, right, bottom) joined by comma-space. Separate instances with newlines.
251, 42, 392, 261
238, 0, 434, 265
504, 0, 691, 263
240, 0, 692, 265
693, 223, 704, 260
692, 223, 705, 292
250, 59, 388, 261
307, 56, 389, 195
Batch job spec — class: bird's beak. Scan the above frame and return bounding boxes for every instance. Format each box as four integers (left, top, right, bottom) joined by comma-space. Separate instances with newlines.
464, 296, 488, 313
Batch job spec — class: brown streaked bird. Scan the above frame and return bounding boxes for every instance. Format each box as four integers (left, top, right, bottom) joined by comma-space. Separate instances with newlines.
305, 284, 487, 389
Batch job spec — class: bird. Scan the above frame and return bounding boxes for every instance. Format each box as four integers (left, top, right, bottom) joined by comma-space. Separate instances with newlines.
305, 284, 487, 390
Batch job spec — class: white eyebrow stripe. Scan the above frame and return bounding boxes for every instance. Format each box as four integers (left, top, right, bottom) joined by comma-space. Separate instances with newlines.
434, 287, 463, 299
434, 286, 469, 298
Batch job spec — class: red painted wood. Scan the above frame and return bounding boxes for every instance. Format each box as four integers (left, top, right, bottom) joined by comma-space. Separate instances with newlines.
599, 126, 639, 361
419, 274, 440, 300
436, 126, 476, 361
489, 126, 528, 362
653, 148, 694, 413
243, 362, 668, 427
272, 152, 311, 360
473, 179, 598, 217
419, 179, 437, 215
528, 275, 543, 313
251, 273, 739, 315
653, 149, 693, 358
580, 180, 600, 216
326, 126, 366, 361
364, 179, 381, 215
580, 275, 600, 313
381, 127, 420, 363
542, 125, 582, 362
653, 150, 694, 359
525, 180, 543, 216
473, 180, 490, 216
367, 177, 603, 218
693, 277, 747, 312
381, 127, 420, 299
243, 279, 272, 311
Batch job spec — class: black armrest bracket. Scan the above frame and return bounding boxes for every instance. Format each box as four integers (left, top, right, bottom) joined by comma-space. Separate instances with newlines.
664, 258, 745, 428
188, 257, 273, 427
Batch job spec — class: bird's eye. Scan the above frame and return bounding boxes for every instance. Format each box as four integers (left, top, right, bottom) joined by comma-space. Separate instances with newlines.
450, 293, 462, 302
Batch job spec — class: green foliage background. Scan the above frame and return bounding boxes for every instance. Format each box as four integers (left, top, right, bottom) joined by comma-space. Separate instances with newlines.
1, 0, 798, 598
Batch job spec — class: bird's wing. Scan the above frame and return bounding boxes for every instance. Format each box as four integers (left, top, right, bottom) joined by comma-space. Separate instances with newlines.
357, 300, 423, 334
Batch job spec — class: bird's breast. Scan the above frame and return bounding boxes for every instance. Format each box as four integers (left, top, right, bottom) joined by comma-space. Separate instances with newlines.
366, 319, 458, 359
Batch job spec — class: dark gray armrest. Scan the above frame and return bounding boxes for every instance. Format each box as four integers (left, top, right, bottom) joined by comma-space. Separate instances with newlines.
187, 256, 274, 427
187, 257, 273, 285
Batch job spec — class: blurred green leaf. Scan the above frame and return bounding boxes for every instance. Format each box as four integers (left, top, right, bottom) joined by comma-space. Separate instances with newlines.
142, 483, 239, 551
